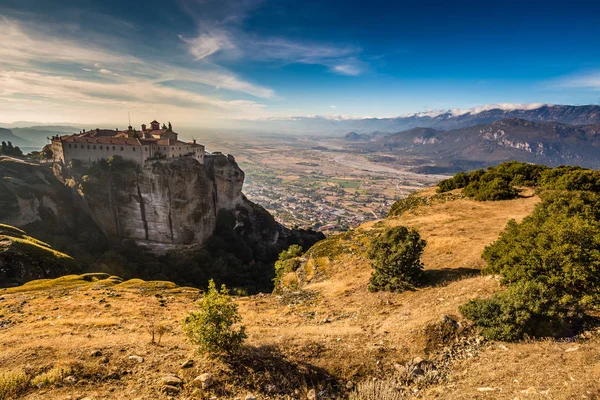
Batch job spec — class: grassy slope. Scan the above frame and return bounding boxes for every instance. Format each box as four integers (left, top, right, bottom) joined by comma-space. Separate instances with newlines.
0, 224, 79, 286
1, 189, 599, 399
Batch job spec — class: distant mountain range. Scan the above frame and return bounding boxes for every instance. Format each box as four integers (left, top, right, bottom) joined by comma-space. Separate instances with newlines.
351, 118, 600, 171
0, 128, 34, 148
0, 125, 79, 149
240, 104, 600, 134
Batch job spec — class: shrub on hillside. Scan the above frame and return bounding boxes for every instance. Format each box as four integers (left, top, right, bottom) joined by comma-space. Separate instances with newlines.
539, 168, 600, 192
482, 191, 600, 307
437, 161, 550, 200
461, 190, 600, 341
0, 368, 29, 400
183, 280, 246, 357
459, 281, 570, 341
463, 177, 519, 201
273, 245, 304, 292
367, 226, 426, 292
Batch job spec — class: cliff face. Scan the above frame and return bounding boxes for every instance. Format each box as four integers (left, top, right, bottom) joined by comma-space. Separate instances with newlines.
0, 155, 282, 251
70, 154, 281, 251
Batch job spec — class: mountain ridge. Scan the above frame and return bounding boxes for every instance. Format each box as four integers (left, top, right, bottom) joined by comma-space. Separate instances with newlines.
355, 118, 600, 171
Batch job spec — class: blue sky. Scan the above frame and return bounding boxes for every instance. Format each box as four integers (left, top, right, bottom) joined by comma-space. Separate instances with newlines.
0, 0, 599, 125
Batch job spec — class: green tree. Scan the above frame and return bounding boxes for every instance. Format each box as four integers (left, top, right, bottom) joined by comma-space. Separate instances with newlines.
183, 280, 246, 357
367, 226, 426, 292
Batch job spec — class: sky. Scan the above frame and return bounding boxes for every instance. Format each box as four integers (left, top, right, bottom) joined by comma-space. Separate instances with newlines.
1, 0, 600, 127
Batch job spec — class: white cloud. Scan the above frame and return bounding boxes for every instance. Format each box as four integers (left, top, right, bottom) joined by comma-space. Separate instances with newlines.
181, 30, 236, 60
550, 71, 600, 90
403, 103, 548, 118
0, 17, 277, 124
331, 64, 362, 76
180, 20, 365, 76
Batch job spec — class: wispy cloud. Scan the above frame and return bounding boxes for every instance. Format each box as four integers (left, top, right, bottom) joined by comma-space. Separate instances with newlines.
178, 0, 366, 76
549, 70, 600, 90
0, 17, 275, 123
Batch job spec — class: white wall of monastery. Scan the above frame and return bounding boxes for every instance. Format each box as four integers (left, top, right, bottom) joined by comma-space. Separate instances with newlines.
62, 143, 146, 165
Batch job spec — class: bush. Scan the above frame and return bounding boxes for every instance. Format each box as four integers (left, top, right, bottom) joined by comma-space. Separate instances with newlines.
459, 281, 569, 341
539, 168, 600, 192
0, 368, 29, 400
367, 226, 426, 292
437, 161, 551, 200
463, 177, 519, 201
462, 190, 600, 341
482, 191, 600, 307
273, 245, 304, 291
183, 280, 246, 357
30, 364, 74, 388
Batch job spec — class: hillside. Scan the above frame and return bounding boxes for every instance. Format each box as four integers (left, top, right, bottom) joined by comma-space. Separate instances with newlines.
0, 128, 33, 148
365, 118, 600, 171
0, 224, 79, 287
2, 188, 598, 399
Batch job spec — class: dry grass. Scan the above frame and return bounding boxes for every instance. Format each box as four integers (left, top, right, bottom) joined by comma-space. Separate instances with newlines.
349, 380, 405, 400
2, 190, 600, 399
0, 368, 29, 400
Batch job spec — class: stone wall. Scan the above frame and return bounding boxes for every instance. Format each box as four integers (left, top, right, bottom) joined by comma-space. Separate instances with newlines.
62, 142, 147, 165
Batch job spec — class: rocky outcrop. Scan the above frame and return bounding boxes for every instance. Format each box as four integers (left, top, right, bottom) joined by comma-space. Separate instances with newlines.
0, 154, 289, 252
0, 224, 79, 286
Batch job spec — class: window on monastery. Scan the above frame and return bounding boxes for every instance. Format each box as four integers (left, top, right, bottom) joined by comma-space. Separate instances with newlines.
112, 146, 115, 150
93, 145, 96, 149
121, 147, 124, 151
74, 145, 77, 148
133, 147, 136, 151
145, 147, 148, 152
100, 145, 103, 150
68, 144, 72, 148
88, 145, 90, 149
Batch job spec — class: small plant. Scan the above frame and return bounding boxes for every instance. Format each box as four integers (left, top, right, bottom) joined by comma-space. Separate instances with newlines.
30, 364, 74, 388
145, 316, 169, 345
0, 368, 29, 400
183, 280, 246, 357
367, 226, 426, 292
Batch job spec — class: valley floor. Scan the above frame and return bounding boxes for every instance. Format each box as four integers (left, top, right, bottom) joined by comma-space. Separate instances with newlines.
1, 189, 599, 399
